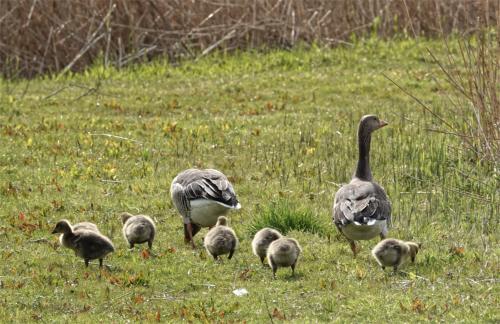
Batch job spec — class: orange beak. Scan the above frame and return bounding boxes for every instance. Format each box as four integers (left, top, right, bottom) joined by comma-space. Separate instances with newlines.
378, 120, 388, 128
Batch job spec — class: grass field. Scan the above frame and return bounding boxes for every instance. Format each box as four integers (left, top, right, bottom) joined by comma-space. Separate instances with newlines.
0, 38, 498, 322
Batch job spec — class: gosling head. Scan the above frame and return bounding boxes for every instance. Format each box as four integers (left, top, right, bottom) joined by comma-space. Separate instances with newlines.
51, 220, 72, 235
407, 242, 421, 263
120, 212, 134, 224
359, 114, 388, 134
216, 216, 228, 226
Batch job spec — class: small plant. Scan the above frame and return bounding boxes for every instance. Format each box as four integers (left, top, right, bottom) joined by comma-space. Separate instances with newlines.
248, 199, 328, 237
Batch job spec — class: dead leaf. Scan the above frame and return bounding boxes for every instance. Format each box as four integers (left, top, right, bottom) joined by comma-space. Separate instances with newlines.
238, 269, 252, 280
449, 246, 465, 256
272, 308, 286, 320
155, 310, 161, 322
412, 297, 425, 313
134, 294, 144, 304
141, 249, 150, 259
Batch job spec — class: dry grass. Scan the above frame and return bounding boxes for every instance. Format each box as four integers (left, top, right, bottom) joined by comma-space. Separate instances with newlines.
1, 0, 498, 78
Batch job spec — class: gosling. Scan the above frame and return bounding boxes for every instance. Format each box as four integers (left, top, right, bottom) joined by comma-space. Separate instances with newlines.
59, 221, 100, 249
252, 228, 282, 264
121, 212, 156, 249
203, 216, 238, 261
52, 219, 114, 268
371, 238, 421, 272
267, 237, 302, 279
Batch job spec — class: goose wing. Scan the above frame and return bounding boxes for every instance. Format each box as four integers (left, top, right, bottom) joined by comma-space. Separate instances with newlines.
333, 179, 391, 226
172, 169, 240, 207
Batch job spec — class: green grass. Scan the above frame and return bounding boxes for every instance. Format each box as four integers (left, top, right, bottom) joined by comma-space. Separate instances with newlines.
0, 38, 498, 322
248, 199, 329, 237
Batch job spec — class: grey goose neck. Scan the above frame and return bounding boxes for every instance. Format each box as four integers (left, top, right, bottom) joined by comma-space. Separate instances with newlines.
354, 125, 372, 181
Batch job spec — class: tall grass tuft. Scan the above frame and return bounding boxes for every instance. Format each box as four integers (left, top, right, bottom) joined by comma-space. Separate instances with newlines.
248, 199, 328, 237
428, 29, 499, 168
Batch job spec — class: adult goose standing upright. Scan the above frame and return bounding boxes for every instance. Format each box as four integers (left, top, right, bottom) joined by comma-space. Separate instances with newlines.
170, 168, 241, 248
332, 115, 391, 257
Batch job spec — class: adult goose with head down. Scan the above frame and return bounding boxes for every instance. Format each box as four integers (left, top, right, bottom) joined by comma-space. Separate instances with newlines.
332, 115, 391, 257
170, 168, 241, 248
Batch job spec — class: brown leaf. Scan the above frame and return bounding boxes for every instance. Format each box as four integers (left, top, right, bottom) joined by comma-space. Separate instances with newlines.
134, 294, 144, 304
238, 269, 252, 280
272, 308, 286, 320
449, 246, 465, 256
412, 297, 425, 313
141, 249, 150, 259
155, 310, 161, 322
18, 212, 26, 222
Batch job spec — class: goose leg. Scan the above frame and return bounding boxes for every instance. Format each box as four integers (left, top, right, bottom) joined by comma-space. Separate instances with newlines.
269, 257, 277, 279
99, 259, 103, 268
260, 256, 265, 265
349, 240, 359, 257
148, 240, 153, 250
185, 223, 196, 249
291, 262, 296, 277
228, 249, 235, 260
85, 259, 89, 267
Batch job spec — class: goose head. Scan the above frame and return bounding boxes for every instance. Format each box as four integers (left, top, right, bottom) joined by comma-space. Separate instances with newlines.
120, 212, 134, 224
52, 220, 73, 235
216, 216, 228, 226
407, 241, 421, 262
359, 115, 388, 134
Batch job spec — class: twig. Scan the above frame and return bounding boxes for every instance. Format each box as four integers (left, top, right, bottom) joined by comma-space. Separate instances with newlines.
59, 3, 116, 76
263, 295, 275, 324
28, 238, 50, 243
199, 29, 236, 58
382, 72, 456, 130
89, 133, 143, 145
100, 179, 124, 184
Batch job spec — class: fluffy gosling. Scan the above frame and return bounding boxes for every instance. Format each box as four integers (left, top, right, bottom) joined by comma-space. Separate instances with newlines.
59, 221, 100, 249
252, 228, 283, 264
371, 238, 421, 272
203, 216, 238, 260
267, 237, 302, 279
121, 212, 156, 249
52, 219, 114, 268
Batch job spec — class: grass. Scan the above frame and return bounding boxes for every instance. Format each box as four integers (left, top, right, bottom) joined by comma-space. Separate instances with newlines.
248, 199, 329, 237
0, 38, 498, 322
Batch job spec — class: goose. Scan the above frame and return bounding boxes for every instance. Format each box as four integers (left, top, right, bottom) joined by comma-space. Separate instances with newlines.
372, 238, 421, 272
252, 228, 283, 264
51, 219, 114, 267
170, 168, 241, 248
59, 221, 100, 249
332, 115, 391, 257
267, 237, 301, 279
203, 216, 238, 260
121, 212, 156, 249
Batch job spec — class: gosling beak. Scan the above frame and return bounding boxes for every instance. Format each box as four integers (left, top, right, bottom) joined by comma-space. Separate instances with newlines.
378, 120, 388, 128
51, 228, 57, 234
